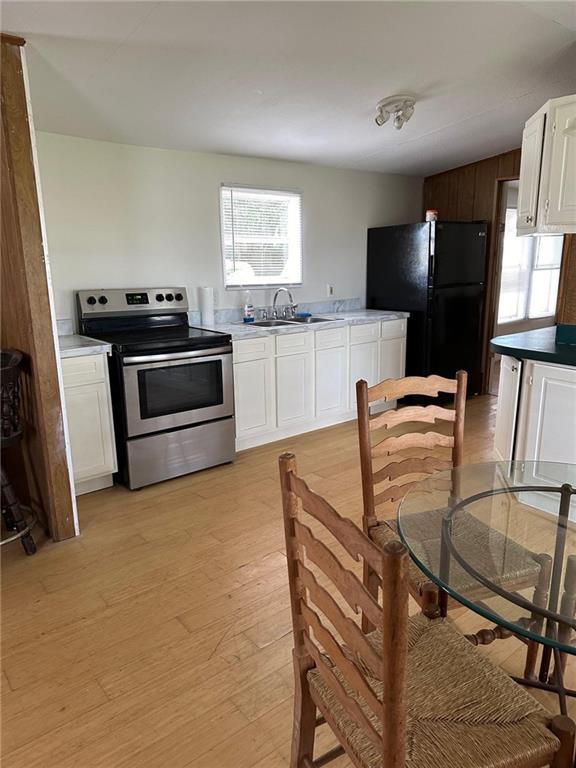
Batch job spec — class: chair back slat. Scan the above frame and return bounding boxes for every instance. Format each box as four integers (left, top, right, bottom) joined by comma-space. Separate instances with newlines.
368, 374, 458, 402
299, 564, 384, 679
302, 635, 382, 748
369, 403, 456, 431
371, 430, 454, 457
373, 481, 417, 507
372, 457, 452, 485
294, 518, 381, 629
290, 472, 383, 575
300, 601, 383, 718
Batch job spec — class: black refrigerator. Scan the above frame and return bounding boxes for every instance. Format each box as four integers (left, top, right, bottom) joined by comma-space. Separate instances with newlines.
366, 221, 487, 395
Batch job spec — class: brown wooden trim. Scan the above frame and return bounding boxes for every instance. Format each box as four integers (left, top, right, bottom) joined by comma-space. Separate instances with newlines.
556, 234, 575, 324
1, 41, 76, 539
1, 33, 26, 47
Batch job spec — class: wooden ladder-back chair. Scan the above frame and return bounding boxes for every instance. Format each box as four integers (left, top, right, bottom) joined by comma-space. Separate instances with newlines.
279, 452, 574, 768
356, 372, 546, 680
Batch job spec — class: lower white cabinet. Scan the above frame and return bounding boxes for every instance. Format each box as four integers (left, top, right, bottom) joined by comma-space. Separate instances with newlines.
316, 346, 348, 417
493, 355, 522, 461
62, 353, 117, 494
233, 357, 275, 438
276, 352, 314, 427
233, 319, 407, 450
349, 341, 379, 408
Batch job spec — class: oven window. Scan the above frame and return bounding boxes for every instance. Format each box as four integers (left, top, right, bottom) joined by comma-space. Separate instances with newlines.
138, 360, 224, 419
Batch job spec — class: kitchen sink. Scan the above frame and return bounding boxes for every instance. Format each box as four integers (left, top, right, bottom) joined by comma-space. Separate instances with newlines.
248, 319, 295, 327
288, 316, 340, 324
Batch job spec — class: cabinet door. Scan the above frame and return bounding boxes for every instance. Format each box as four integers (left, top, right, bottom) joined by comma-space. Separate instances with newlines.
542, 99, 576, 227
493, 356, 522, 461
233, 358, 275, 438
517, 362, 576, 466
517, 112, 545, 234
276, 352, 314, 427
377, 337, 406, 410
316, 346, 348, 417
349, 341, 379, 408
65, 382, 117, 481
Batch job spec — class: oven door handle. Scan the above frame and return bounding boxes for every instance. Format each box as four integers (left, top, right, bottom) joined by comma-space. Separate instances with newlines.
123, 345, 232, 365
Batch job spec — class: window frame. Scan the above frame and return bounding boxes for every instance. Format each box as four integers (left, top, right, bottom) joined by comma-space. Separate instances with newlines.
219, 183, 304, 291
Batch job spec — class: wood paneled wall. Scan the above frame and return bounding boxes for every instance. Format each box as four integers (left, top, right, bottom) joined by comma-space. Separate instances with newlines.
423, 148, 522, 392
1, 36, 76, 540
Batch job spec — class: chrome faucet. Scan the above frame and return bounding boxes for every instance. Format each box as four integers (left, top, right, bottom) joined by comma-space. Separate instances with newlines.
272, 287, 297, 319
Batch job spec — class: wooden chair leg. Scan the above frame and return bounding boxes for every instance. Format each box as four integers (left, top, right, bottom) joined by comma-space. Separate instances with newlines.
291, 651, 317, 768
550, 715, 576, 768
524, 554, 552, 680
362, 560, 380, 634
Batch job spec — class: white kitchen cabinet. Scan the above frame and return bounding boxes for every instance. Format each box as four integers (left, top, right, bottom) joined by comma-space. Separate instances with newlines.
517, 94, 576, 235
517, 113, 545, 235
62, 354, 117, 494
516, 361, 576, 466
377, 336, 406, 411
233, 357, 275, 439
349, 341, 379, 408
276, 351, 314, 427
493, 355, 522, 461
316, 346, 348, 417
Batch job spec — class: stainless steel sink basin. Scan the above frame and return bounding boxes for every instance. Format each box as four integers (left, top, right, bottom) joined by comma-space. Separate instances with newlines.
248, 319, 295, 327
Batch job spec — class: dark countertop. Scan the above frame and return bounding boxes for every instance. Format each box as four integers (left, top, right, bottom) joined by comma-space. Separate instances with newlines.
490, 326, 576, 367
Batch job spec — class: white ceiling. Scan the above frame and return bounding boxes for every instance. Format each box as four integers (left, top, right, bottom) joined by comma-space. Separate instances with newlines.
3, 1, 576, 176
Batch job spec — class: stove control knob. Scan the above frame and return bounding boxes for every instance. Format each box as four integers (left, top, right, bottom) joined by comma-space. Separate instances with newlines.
86, 296, 97, 305
175, 292, 183, 301
98, 296, 108, 305
156, 293, 165, 302
165, 293, 174, 302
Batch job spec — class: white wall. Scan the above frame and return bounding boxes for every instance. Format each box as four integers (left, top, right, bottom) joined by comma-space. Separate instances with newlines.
36, 132, 422, 322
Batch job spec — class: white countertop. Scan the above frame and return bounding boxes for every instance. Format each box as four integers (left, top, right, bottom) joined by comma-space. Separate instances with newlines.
197, 310, 409, 340
58, 334, 112, 359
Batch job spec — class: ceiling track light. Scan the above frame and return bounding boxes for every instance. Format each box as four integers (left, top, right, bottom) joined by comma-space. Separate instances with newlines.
375, 95, 416, 130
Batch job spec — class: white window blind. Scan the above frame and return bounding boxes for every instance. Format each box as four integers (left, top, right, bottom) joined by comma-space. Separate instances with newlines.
221, 186, 302, 288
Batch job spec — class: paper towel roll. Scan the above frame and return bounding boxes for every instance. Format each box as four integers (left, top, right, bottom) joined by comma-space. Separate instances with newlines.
198, 286, 215, 328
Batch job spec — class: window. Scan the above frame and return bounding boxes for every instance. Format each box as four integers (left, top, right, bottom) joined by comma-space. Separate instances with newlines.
497, 208, 563, 324
221, 186, 302, 288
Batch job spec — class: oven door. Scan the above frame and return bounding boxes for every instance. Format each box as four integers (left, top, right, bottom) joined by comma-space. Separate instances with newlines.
122, 346, 234, 438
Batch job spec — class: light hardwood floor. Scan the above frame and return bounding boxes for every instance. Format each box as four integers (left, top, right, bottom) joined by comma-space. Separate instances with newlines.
1, 394, 574, 767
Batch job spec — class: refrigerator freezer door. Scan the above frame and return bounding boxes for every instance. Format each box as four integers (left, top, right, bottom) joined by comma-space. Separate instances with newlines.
434, 221, 487, 287
366, 223, 430, 312
430, 284, 485, 395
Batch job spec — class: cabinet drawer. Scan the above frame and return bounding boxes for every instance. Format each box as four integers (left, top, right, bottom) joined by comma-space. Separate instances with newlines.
380, 319, 406, 340
276, 331, 313, 356
62, 354, 107, 387
315, 325, 348, 350
233, 335, 274, 363
350, 323, 380, 344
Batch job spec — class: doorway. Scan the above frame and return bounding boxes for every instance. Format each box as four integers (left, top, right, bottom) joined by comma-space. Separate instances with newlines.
489, 180, 563, 394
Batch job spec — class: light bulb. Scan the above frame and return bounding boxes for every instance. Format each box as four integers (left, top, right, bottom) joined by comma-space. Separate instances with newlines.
375, 108, 390, 127
402, 101, 414, 121
393, 112, 404, 130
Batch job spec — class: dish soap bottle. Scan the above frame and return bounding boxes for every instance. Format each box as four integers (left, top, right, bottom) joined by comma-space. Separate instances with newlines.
243, 290, 255, 323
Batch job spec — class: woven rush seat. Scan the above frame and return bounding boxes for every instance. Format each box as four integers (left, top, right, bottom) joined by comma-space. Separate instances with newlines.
371, 514, 542, 601
307, 614, 560, 768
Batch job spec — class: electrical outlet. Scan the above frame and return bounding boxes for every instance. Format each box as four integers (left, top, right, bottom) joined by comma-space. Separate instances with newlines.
326, 284, 334, 297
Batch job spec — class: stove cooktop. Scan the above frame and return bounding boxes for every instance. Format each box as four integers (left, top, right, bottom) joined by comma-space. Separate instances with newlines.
88, 325, 231, 355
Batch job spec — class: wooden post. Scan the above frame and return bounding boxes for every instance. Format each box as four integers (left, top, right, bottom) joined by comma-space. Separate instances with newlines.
549, 715, 576, 767
279, 453, 317, 768
381, 540, 408, 768
1, 35, 76, 540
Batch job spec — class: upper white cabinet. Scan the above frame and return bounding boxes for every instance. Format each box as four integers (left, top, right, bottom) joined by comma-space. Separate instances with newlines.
517, 94, 576, 235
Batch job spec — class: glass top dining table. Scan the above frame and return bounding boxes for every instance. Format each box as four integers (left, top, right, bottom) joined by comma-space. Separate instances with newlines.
397, 461, 575, 709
